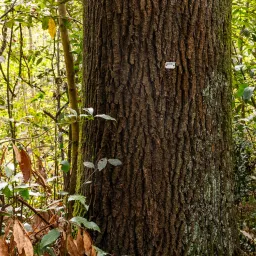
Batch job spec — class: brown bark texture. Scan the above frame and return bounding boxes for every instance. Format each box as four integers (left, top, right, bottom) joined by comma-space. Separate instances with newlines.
79, 0, 238, 255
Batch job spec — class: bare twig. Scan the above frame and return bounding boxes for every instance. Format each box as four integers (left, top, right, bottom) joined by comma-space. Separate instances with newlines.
16, 196, 54, 227
0, 0, 18, 20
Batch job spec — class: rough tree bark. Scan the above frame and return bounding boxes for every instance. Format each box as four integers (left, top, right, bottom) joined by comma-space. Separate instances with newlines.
78, 0, 238, 255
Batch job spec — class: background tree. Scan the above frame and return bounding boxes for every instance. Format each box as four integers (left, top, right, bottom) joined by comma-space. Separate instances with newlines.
78, 0, 238, 255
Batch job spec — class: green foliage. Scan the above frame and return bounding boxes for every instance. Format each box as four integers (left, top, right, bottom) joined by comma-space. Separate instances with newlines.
68, 194, 88, 210
70, 216, 100, 232
233, 0, 256, 253
40, 229, 60, 251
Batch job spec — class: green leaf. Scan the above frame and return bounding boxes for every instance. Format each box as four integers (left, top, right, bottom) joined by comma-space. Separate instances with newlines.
2, 186, 12, 198
60, 160, 70, 173
83, 162, 95, 169
243, 87, 255, 101
68, 195, 88, 210
19, 189, 30, 200
70, 216, 100, 232
95, 114, 116, 121
94, 246, 109, 256
235, 84, 248, 98
42, 17, 49, 30
108, 159, 122, 166
40, 229, 60, 250
4, 165, 13, 178
97, 158, 108, 171
36, 57, 43, 66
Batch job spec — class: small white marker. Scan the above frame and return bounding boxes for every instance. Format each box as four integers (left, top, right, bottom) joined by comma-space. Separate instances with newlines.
165, 62, 176, 69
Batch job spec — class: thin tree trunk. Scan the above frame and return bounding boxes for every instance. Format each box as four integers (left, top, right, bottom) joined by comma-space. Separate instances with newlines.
58, 1, 79, 195
79, 1, 238, 255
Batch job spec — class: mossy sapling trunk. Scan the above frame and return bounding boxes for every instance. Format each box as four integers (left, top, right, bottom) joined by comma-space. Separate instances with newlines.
78, 0, 239, 255
58, 1, 79, 195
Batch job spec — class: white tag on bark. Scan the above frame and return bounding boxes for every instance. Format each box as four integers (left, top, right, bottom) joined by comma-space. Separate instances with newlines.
165, 62, 176, 69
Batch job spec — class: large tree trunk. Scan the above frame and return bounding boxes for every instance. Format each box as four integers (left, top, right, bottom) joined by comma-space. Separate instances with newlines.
78, 0, 238, 255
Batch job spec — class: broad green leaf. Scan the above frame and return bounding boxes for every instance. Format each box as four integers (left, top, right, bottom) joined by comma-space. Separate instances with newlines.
94, 246, 109, 256
68, 195, 88, 210
42, 16, 49, 30
95, 114, 116, 121
60, 160, 70, 173
19, 189, 30, 200
97, 158, 108, 171
36, 57, 43, 66
70, 216, 100, 232
83, 162, 95, 169
108, 159, 122, 166
40, 229, 60, 250
234, 84, 248, 98
243, 87, 255, 101
2, 186, 12, 198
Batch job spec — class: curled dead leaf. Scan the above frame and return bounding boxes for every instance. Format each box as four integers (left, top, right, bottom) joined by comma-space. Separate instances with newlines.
75, 228, 85, 254
13, 144, 21, 162
32, 170, 51, 193
67, 234, 83, 256
14, 149, 32, 183
83, 230, 93, 255
0, 146, 7, 166
91, 246, 97, 256
0, 236, 9, 256
13, 219, 33, 256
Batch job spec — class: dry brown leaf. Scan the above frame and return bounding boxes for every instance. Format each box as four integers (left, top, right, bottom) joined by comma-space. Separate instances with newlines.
83, 231, 93, 255
0, 236, 9, 256
13, 219, 33, 256
9, 234, 15, 255
59, 232, 67, 255
37, 157, 47, 179
32, 170, 51, 193
18, 149, 32, 183
13, 144, 21, 162
75, 228, 85, 254
91, 246, 97, 256
67, 234, 82, 256
0, 146, 7, 166
4, 218, 12, 239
